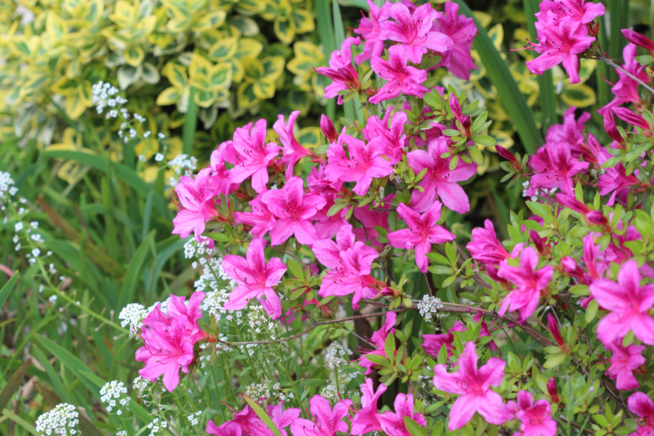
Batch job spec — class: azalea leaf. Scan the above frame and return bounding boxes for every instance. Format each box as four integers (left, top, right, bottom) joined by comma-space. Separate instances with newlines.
404, 416, 428, 436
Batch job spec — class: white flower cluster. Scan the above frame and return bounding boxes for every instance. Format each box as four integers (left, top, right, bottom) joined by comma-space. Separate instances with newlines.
522, 180, 558, 202
187, 411, 202, 426
35, 403, 79, 436
146, 417, 168, 436
271, 382, 294, 402
184, 238, 218, 260
247, 305, 277, 338
197, 258, 240, 324
417, 295, 445, 322
324, 342, 352, 371
0, 172, 18, 203
91, 81, 127, 116
132, 376, 150, 394
119, 303, 149, 337
100, 380, 129, 415
245, 382, 271, 400
168, 154, 198, 186
320, 342, 358, 401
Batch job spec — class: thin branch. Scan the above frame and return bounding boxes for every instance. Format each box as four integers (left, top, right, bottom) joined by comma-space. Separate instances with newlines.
216, 310, 406, 347
596, 53, 654, 95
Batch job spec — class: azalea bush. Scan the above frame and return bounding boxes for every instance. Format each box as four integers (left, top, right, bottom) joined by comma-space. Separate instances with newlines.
3, 1, 654, 436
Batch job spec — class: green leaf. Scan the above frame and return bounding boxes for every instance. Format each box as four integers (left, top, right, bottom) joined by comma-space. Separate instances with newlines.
288, 259, 305, 279
118, 230, 156, 310
452, 0, 542, 153
585, 299, 599, 323
243, 395, 282, 436
0, 359, 31, 412
543, 353, 567, 368
384, 333, 396, 360
0, 272, 19, 309
404, 416, 429, 436
183, 87, 199, 154
314, 0, 335, 120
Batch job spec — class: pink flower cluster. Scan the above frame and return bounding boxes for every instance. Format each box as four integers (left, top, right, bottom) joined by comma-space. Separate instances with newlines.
135, 292, 207, 392
526, 0, 604, 83
314, 0, 477, 105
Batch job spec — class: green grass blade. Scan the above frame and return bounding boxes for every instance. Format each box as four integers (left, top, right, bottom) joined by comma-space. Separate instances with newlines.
315, 0, 336, 120
609, 0, 629, 82
523, 0, 558, 130
183, 88, 198, 155
332, 0, 357, 122
0, 272, 19, 309
243, 395, 282, 436
2, 410, 37, 435
453, 0, 543, 153
118, 230, 156, 310
0, 358, 31, 412
31, 345, 71, 403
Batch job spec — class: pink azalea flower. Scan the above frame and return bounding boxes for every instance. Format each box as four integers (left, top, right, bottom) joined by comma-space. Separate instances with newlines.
210, 142, 239, 197
370, 45, 429, 104
274, 111, 312, 178
627, 392, 654, 436
265, 403, 302, 436
313, 193, 349, 240
407, 137, 477, 214
228, 119, 279, 193
432, 341, 509, 430
387, 202, 456, 273
363, 108, 407, 164
381, 3, 452, 64
261, 177, 327, 246
172, 168, 219, 242
613, 107, 651, 131
359, 312, 397, 374
539, 0, 605, 24
314, 224, 379, 309
599, 44, 648, 114
234, 196, 276, 239
290, 395, 352, 436
315, 37, 361, 104
597, 152, 640, 207
431, 1, 477, 80
136, 292, 206, 392
351, 379, 387, 435
325, 130, 393, 196
497, 247, 554, 321
512, 390, 557, 436
546, 106, 591, 159
353, 195, 393, 248
378, 394, 427, 436
222, 238, 287, 319
467, 219, 510, 265
589, 260, 654, 345
526, 11, 596, 84
422, 321, 465, 358
528, 141, 589, 197
206, 421, 242, 436
307, 165, 342, 194
353, 0, 390, 65
606, 341, 646, 391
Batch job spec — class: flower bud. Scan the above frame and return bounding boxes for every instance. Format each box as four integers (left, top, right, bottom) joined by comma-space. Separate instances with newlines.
547, 377, 560, 403
554, 193, 590, 214
603, 111, 625, 146
529, 229, 548, 255
320, 115, 338, 143
613, 107, 651, 131
496, 145, 520, 168
547, 314, 565, 348
622, 29, 654, 54
585, 210, 609, 226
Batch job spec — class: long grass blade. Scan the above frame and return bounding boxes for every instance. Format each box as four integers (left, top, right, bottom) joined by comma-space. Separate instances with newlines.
332, 0, 357, 122
0, 272, 19, 309
523, 0, 558, 130
609, 0, 629, 82
597, 9, 612, 108
0, 359, 31, 412
453, 0, 543, 153
183, 88, 198, 155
